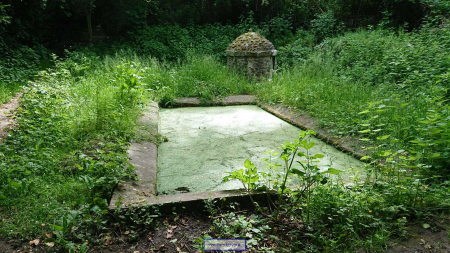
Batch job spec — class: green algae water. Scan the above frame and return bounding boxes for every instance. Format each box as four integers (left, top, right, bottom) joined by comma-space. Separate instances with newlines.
157, 105, 364, 195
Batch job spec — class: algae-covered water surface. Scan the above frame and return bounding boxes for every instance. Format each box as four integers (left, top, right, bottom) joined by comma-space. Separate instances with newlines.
157, 105, 364, 195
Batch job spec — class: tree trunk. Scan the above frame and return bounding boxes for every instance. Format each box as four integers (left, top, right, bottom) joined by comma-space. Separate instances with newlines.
86, 7, 93, 47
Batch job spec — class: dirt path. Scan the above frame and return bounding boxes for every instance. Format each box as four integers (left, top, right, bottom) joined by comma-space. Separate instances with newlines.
0, 93, 21, 142
387, 219, 450, 253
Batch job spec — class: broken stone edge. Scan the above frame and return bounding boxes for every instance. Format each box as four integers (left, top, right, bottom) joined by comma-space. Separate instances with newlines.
110, 95, 367, 210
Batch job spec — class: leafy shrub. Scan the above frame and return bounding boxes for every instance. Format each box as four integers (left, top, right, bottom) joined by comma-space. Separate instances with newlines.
262, 15, 296, 49
332, 25, 450, 89
128, 15, 298, 62
130, 25, 191, 61
258, 23, 450, 174
310, 11, 341, 42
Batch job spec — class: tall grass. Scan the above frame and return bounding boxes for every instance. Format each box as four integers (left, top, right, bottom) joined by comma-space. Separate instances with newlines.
0, 50, 255, 241
0, 82, 22, 104
258, 25, 450, 173
0, 51, 150, 239
171, 53, 254, 100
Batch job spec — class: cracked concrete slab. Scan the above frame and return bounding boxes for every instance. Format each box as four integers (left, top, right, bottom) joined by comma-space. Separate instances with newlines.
157, 105, 365, 195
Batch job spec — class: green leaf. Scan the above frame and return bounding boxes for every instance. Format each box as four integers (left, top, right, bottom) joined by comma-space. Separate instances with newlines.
380, 151, 392, 157
376, 135, 390, 140
244, 159, 255, 169
51, 224, 64, 231
311, 154, 325, 159
431, 153, 441, 158
291, 168, 305, 176
360, 156, 370, 160
305, 142, 316, 149
358, 129, 371, 133
10, 181, 21, 188
358, 110, 370, 114
422, 223, 430, 229
322, 168, 343, 175
249, 166, 258, 176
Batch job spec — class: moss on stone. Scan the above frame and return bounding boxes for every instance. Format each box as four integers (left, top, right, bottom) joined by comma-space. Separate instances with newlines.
226, 30, 275, 53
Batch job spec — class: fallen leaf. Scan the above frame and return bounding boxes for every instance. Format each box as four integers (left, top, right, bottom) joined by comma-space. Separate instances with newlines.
177, 246, 181, 252
166, 233, 173, 239
104, 239, 111, 245
41, 223, 46, 227
44, 233, 53, 238
45, 242, 55, 247
123, 230, 130, 235
167, 229, 173, 234
148, 237, 153, 241
29, 239, 40, 246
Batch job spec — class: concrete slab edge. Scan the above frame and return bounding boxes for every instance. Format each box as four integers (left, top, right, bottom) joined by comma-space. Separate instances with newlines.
110, 189, 274, 212
110, 96, 366, 211
257, 103, 367, 160
168, 95, 257, 108
109, 101, 159, 208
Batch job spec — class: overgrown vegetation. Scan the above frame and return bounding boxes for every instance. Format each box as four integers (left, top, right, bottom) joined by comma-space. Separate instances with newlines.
258, 20, 450, 176
1, 0, 450, 252
215, 131, 450, 251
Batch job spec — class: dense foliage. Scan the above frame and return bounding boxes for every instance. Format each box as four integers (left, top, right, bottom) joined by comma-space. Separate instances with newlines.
1, 0, 450, 252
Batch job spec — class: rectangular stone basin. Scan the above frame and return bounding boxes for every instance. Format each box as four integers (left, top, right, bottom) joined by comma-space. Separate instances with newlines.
157, 105, 364, 195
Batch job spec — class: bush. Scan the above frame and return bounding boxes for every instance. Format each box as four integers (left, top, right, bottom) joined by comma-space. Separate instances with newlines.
257, 24, 450, 174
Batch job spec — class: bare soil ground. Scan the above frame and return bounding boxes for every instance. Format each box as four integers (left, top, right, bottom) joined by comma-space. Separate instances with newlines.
0, 214, 210, 253
0, 93, 21, 142
2, 214, 449, 253
387, 219, 450, 253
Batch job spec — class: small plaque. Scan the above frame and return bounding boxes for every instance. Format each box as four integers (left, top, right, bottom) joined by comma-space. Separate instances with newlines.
204, 239, 246, 251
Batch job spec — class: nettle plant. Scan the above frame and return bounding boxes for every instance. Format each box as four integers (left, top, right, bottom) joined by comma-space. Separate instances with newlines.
355, 91, 449, 208
115, 61, 146, 104
223, 130, 342, 222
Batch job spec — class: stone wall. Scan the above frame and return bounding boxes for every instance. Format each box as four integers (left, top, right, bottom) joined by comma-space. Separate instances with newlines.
227, 56, 273, 79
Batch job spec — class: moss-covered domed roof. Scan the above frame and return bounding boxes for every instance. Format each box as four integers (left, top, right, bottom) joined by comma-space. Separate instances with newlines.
226, 29, 276, 56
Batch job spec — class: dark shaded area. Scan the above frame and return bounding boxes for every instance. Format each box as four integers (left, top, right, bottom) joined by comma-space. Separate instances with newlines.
0, 0, 438, 52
